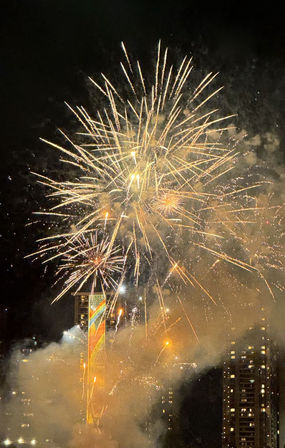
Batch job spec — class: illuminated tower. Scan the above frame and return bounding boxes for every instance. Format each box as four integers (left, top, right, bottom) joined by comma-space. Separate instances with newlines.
74, 291, 106, 425
222, 307, 279, 448
73, 290, 127, 426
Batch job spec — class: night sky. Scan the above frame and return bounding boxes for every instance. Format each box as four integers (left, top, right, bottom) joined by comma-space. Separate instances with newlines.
1, 2, 285, 445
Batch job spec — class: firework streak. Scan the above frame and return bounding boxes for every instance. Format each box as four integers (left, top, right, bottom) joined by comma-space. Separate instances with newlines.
87, 293, 106, 424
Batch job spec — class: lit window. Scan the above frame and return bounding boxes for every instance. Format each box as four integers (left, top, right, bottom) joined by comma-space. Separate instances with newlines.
261, 365, 266, 369
231, 341, 236, 345
261, 327, 266, 330
230, 374, 235, 379
230, 428, 234, 432
231, 356, 235, 359
230, 408, 235, 412
230, 351, 235, 354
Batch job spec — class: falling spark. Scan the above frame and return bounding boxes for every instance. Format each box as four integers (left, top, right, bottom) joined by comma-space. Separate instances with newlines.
154, 339, 171, 366
115, 308, 123, 332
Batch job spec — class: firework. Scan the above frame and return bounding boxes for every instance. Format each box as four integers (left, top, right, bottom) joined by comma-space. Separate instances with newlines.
45, 232, 125, 302
33, 41, 266, 304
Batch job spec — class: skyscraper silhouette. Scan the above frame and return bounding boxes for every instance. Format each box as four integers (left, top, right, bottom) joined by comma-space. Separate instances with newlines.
222, 307, 279, 447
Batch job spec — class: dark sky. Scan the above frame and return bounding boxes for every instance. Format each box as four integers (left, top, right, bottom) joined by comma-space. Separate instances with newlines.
0, 2, 284, 446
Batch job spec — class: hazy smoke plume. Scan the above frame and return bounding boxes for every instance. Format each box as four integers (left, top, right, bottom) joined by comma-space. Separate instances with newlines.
1, 253, 285, 448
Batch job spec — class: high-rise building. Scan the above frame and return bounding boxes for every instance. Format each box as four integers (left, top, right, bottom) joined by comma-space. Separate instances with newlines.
1, 338, 39, 447
222, 307, 279, 448
73, 290, 128, 425
74, 292, 89, 331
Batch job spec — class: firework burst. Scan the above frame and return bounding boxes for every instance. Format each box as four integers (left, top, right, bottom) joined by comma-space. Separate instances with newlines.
33, 41, 267, 304
46, 233, 125, 302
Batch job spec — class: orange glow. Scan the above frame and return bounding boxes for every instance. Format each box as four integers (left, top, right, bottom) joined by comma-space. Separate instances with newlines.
91, 256, 103, 266
156, 193, 181, 215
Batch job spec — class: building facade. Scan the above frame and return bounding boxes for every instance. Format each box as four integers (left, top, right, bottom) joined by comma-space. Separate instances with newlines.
1, 338, 39, 447
222, 308, 279, 448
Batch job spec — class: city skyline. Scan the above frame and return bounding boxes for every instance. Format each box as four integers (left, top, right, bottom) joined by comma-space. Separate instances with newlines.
1, 295, 283, 447
1, 1, 285, 447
